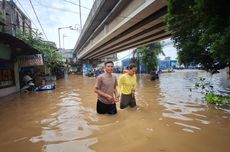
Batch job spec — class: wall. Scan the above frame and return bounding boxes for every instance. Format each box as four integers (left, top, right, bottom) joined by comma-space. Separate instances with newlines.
0, 43, 19, 97
0, 0, 31, 35
0, 43, 11, 60
0, 86, 17, 97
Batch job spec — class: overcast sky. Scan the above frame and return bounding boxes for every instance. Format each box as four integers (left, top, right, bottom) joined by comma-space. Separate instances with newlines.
16, 0, 94, 49
16, 0, 177, 60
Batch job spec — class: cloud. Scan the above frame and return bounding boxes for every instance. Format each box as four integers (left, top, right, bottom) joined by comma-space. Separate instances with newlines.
16, 0, 93, 49
15, 0, 178, 58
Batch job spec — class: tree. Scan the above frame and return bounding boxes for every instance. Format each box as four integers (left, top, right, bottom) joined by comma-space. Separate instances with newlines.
166, 0, 230, 73
137, 42, 164, 73
16, 30, 64, 73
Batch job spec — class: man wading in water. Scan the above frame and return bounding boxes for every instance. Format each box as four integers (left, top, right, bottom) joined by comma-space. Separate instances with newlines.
94, 61, 120, 115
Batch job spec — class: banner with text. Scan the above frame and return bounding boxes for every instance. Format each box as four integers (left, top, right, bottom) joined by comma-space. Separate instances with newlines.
18, 54, 44, 67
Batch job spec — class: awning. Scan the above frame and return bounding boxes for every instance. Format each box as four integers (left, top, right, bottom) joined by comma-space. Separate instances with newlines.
0, 32, 40, 56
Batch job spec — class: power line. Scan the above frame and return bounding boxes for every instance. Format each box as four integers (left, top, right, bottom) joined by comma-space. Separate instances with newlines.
15, 0, 38, 30
63, 0, 91, 10
28, 0, 48, 40
35, 0, 79, 14
32, 0, 152, 25
39, 0, 144, 21
15, 1, 133, 33
34, 0, 89, 16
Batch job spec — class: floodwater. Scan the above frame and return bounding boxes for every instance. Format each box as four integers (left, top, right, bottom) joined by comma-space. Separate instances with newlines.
0, 70, 230, 152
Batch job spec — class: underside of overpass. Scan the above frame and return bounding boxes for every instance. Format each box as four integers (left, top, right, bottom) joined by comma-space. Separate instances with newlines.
74, 0, 170, 60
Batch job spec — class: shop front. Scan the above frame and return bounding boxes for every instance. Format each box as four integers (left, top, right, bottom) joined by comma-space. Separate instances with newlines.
0, 32, 40, 97
17, 54, 45, 87
0, 60, 16, 97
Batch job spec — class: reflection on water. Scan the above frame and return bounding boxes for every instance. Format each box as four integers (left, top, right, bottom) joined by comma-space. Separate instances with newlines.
38, 79, 98, 152
0, 70, 230, 152
159, 70, 230, 124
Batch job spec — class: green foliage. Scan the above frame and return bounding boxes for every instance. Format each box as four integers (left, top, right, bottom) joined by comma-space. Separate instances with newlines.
205, 93, 230, 104
137, 42, 164, 72
166, 0, 230, 72
0, 10, 5, 31
16, 30, 64, 70
0, 11, 4, 20
191, 77, 230, 105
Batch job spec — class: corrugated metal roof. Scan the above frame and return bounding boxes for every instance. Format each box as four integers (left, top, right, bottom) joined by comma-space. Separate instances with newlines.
0, 32, 40, 56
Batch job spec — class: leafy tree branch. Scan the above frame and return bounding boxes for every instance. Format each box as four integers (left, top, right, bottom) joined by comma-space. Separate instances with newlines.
166, 0, 230, 73
16, 30, 64, 72
137, 42, 164, 73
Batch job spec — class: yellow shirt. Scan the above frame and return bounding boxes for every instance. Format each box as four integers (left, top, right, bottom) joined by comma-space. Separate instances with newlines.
117, 73, 137, 95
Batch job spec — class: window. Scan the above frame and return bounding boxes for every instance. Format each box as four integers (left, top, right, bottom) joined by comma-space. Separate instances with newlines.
0, 61, 15, 88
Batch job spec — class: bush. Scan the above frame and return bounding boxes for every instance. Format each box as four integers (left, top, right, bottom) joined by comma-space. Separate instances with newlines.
205, 93, 230, 105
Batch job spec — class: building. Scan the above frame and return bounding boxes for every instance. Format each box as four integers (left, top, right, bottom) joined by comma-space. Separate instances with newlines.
58, 48, 74, 63
0, 0, 31, 35
0, 32, 41, 97
100, 54, 118, 63
121, 58, 147, 74
159, 57, 177, 70
0, 1, 42, 97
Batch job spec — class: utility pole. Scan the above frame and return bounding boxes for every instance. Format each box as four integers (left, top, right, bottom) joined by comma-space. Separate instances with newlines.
58, 26, 72, 49
63, 0, 83, 30
78, 0, 82, 30
58, 27, 61, 48
62, 34, 68, 49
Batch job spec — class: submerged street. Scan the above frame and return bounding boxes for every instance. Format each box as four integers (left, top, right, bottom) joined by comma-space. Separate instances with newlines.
0, 70, 230, 152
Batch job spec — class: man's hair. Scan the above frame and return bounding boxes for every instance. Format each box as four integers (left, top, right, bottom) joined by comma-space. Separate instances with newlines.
104, 61, 114, 66
127, 63, 137, 69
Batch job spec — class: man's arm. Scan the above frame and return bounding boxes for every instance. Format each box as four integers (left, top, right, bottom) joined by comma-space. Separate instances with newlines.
114, 77, 120, 97
114, 89, 120, 98
113, 89, 120, 103
113, 76, 120, 103
95, 87, 113, 100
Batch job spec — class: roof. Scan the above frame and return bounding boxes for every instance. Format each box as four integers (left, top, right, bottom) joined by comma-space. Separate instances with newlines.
0, 32, 40, 56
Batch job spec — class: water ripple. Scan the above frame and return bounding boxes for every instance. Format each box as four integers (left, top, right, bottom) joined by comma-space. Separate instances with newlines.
158, 70, 230, 127
30, 89, 98, 151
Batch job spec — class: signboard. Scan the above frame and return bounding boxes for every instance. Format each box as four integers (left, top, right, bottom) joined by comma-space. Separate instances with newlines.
18, 54, 44, 67
82, 63, 92, 76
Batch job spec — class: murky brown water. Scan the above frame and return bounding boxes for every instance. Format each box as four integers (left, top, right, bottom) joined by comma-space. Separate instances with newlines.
0, 70, 230, 152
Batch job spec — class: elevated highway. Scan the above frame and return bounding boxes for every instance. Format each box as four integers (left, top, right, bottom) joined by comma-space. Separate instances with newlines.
74, 0, 169, 60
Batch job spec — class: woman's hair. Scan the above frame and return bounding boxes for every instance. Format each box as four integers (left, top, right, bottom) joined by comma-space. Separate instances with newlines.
127, 63, 137, 70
